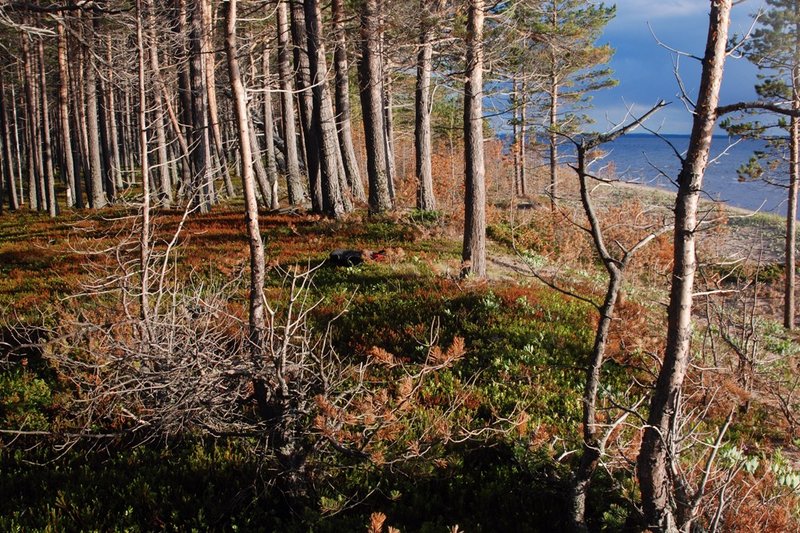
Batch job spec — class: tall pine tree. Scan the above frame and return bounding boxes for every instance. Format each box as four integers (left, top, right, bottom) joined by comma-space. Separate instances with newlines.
527, 0, 617, 210
723, 0, 800, 329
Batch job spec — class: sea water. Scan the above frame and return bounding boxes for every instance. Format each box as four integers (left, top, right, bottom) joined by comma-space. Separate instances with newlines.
572, 134, 791, 217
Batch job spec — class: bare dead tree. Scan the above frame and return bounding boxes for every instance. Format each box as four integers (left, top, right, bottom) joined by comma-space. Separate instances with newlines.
558, 101, 670, 532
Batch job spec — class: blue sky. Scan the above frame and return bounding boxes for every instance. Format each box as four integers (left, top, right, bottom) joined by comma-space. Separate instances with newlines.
589, 0, 764, 134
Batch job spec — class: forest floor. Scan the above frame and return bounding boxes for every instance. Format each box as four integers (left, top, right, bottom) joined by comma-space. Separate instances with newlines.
1, 186, 799, 531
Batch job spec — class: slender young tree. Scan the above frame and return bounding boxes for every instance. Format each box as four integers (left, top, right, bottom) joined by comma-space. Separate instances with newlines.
724, 0, 800, 329
275, 0, 305, 205
95, 16, 116, 204
331, 0, 366, 203
105, 36, 123, 192
378, 0, 396, 199
262, 45, 280, 210
462, 0, 485, 278
222, 0, 268, 437
57, 21, 77, 208
10, 81, 24, 207
189, 0, 214, 212
414, 0, 445, 211
637, 2, 732, 529
147, 2, 173, 206
529, 1, 616, 210
0, 67, 18, 211
557, 103, 668, 532
136, 0, 151, 324
21, 32, 40, 210
202, 0, 236, 199
37, 37, 56, 216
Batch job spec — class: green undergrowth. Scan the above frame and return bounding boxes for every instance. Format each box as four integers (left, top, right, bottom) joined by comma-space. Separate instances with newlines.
0, 207, 638, 531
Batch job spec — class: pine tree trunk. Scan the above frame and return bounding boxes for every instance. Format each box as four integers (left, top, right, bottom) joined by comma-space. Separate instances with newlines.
549, 70, 558, 211
520, 82, 527, 196
136, 0, 151, 323
512, 77, 520, 196
147, 2, 173, 206
72, 32, 92, 206
202, 0, 236, 198
262, 46, 280, 210
122, 85, 136, 178
84, 15, 107, 209
116, 86, 130, 185
304, 0, 347, 218
383, 68, 396, 200
462, 0, 486, 278
106, 37, 123, 191
31, 40, 46, 211
94, 15, 115, 205
222, 0, 268, 447
248, 112, 273, 208
189, 0, 213, 213
21, 34, 40, 210
378, 0, 395, 199
176, 0, 195, 198
152, 3, 192, 200
358, 0, 392, 214
97, 72, 115, 203
637, 3, 731, 530
37, 37, 57, 217
332, 0, 366, 203
785, 14, 800, 330
10, 82, 24, 206
787, 111, 798, 330
414, 0, 440, 211
57, 22, 76, 208
290, 0, 323, 212
276, 0, 305, 205
0, 69, 18, 211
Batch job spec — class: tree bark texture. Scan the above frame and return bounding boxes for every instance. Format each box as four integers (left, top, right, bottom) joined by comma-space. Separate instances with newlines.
83, 24, 107, 209
0, 70, 19, 211
0, 69, 19, 211
146, 3, 173, 206
57, 22, 76, 208
332, 0, 366, 203
94, 16, 116, 205
10, 82, 24, 207
261, 46, 280, 210
21, 34, 41, 210
637, 2, 732, 531
202, 0, 236, 198
358, 0, 392, 214
136, 0, 151, 324
105, 37, 123, 192
462, 0, 486, 278
276, 0, 305, 205
414, 0, 442, 211
304, 0, 347, 218
290, 0, 323, 212
189, 0, 214, 213
785, 10, 800, 330
223, 0, 268, 435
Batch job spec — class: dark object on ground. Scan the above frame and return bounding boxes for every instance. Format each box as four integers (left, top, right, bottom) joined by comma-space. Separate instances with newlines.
329, 249, 387, 267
